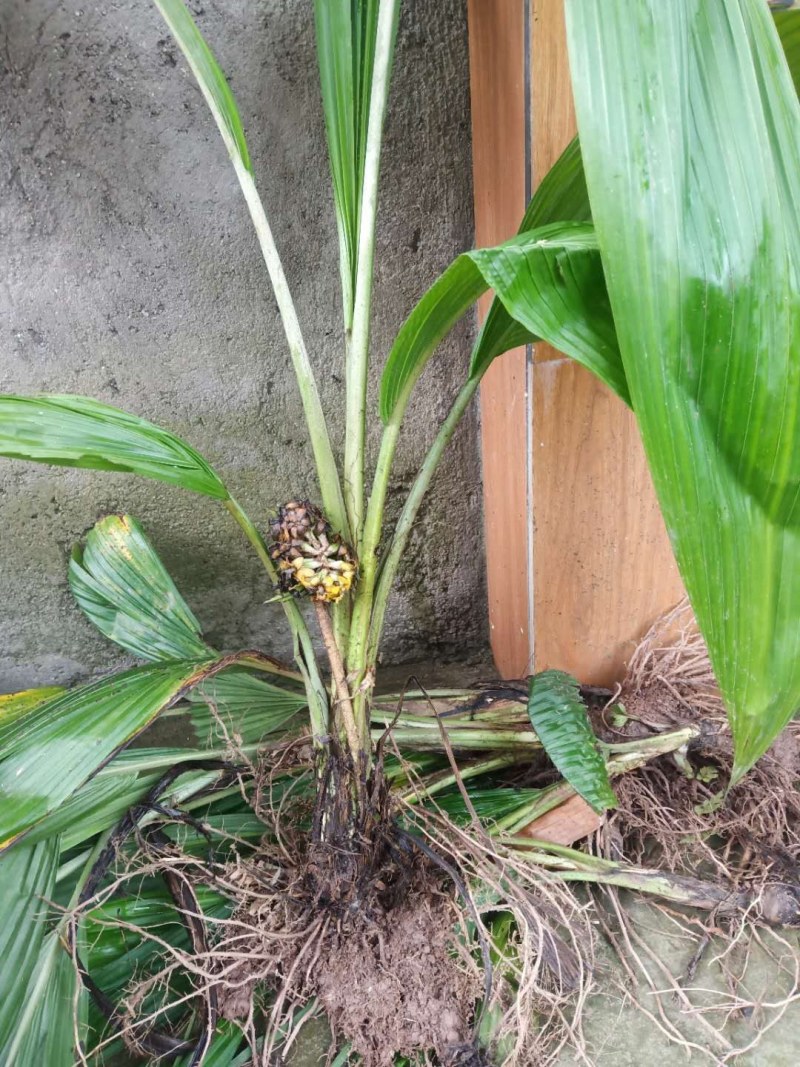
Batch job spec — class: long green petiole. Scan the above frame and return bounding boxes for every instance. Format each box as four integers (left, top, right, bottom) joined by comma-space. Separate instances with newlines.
355, 374, 483, 696
233, 162, 349, 543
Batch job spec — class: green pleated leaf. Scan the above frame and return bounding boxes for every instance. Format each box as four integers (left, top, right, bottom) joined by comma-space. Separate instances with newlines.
0, 838, 59, 1054
0, 687, 65, 729
152, 0, 251, 172
69, 513, 306, 743
565, 0, 800, 781
379, 222, 627, 422
69, 513, 209, 662
527, 671, 617, 815
0, 395, 228, 498
190, 669, 307, 745
467, 226, 624, 393
314, 0, 390, 322
0, 654, 261, 850
22, 773, 154, 851
3, 930, 83, 1067
432, 787, 543, 827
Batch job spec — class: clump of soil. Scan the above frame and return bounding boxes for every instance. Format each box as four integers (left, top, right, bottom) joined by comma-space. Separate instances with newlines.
314, 890, 478, 1063
214, 839, 480, 1067
73, 745, 591, 1067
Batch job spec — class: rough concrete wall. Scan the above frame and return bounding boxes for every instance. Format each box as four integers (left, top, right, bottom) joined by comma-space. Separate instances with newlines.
0, 0, 486, 690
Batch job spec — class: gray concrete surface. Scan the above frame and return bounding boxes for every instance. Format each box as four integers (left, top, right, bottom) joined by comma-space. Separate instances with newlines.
282, 896, 800, 1066
0, 0, 487, 690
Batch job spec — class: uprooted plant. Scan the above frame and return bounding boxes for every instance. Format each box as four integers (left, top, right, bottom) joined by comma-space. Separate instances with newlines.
3, 0, 800, 1064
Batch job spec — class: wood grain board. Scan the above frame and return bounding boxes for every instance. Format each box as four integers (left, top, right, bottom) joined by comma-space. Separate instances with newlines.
467, 0, 533, 675
468, 0, 685, 685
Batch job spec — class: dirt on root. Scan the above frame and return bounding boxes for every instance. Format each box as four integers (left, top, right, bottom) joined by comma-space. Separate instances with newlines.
211, 804, 481, 1067
591, 601, 800, 894
313, 889, 478, 1064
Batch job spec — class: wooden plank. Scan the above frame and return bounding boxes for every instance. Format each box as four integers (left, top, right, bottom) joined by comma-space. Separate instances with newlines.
518, 793, 601, 846
532, 0, 576, 365
531, 361, 683, 684
468, 0, 532, 677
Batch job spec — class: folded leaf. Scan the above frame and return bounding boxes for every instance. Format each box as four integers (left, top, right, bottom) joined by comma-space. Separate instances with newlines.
565, 0, 800, 780
527, 671, 617, 816
379, 222, 627, 422
69, 513, 209, 662
472, 136, 592, 371
468, 226, 624, 391
0, 838, 59, 1055
0, 395, 228, 498
69, 513, 306, 742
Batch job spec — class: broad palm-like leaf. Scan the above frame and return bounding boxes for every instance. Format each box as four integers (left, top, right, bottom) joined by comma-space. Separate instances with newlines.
69, 514, 209, 662
190, 670, 307, 745
379, 222, 627, 422
22, 772, 154, 851
0, 395, 228, 498
564, 0, 800, 780
69, 514, 307, 741
0, 652, 269, 849
0, 838, 59, 1055
527, 671, 617, 815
